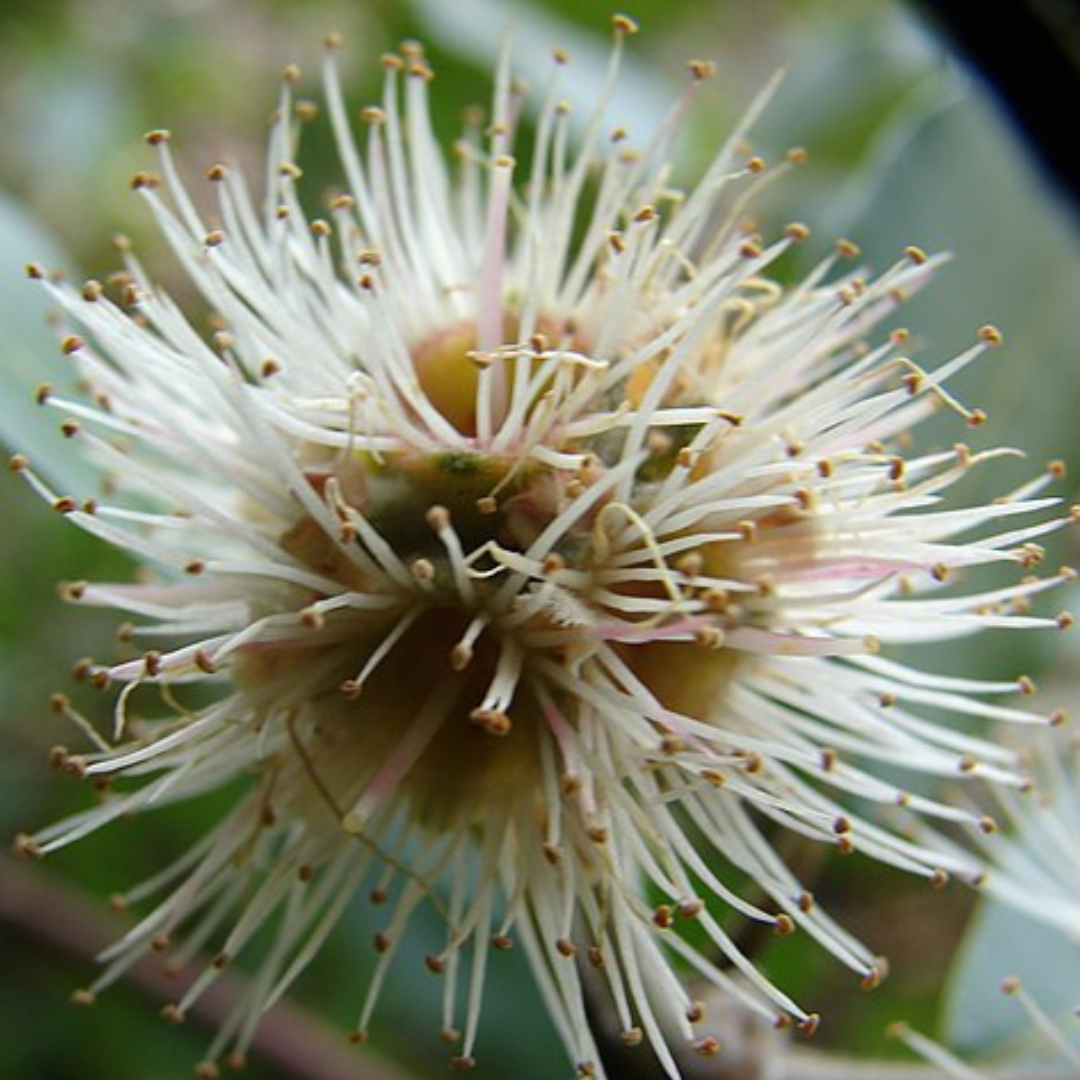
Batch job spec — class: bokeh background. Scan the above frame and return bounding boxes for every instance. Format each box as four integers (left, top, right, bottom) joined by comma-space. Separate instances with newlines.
2, 1, 1080, 1078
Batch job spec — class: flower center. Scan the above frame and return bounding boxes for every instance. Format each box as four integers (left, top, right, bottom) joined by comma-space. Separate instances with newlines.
411, 321, 483, 435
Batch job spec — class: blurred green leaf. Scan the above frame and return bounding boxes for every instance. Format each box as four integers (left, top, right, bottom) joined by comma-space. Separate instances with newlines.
945, 894, 1080, 1063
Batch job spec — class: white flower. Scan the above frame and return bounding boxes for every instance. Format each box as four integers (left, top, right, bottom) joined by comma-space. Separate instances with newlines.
13, 18, 1072, 1079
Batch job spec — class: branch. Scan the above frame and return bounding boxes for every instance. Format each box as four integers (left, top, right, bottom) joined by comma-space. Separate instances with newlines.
0, 855, 418, 1080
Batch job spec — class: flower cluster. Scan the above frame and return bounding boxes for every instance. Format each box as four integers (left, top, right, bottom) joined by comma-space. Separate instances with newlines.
13, 18, 1071, 1079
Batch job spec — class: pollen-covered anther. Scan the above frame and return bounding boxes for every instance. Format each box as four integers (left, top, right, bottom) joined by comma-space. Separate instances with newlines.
161, 1003, 185, 1024
426, 505, 451, 532
491, 934, 513, 950
131, 170, 161, 190
450, 1056, 477, 1072
688, 58, 716, 81
773, 913, 796, 936
695, 1037, 721, 1056
901, 370, 924, 395
643, 432, 669, 457
411, 558, 436, 582
587, 824, 609, 843
621, 1027, 644, 1047
739, 237, 763, 258
929, 868, 950, 890
1016, 543, 1045, 569
660, 734, 686, 754
675, 551, 703, 577
695, 625, 725, 650
424, 953, 445, 974
61, 335, 85, 355
57, 579, 87, 601
612, 13, 639, 35
193, 650, 218, 675
300, 607, 325, 630
449, 641, 474, 671
652, 904, 674, 929
957, 752, 979, 773
555, 937, 577, 958
469, 708, 512, 736
784, 221, 810, 242
1041, 459, 1067, 484
542, 553, 565, 576
740, 752, 763, 775
185, 558, 207, 574
736, 520, 758, 542
13, 833, 42, 860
